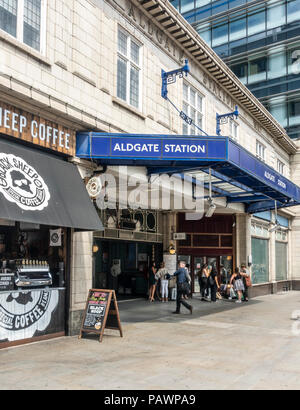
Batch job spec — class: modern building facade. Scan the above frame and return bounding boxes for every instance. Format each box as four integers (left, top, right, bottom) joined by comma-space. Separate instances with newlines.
0, 0, 300, 345
170, 0, 300, 141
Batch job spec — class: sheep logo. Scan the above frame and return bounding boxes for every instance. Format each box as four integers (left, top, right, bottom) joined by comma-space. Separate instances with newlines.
0, 153, 50, 211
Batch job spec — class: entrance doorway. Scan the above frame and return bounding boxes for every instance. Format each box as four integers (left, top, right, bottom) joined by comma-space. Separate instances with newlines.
178, 254, 233, 293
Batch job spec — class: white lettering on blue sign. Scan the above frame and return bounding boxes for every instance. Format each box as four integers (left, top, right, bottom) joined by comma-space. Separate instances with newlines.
164, 144, 206, 154
278, 180, 287, 190
264, 171, 276, 183
113, 143, 160, 153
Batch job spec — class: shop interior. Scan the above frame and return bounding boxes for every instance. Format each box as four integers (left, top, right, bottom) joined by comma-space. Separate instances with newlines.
93, 239, 163, 297
0, 221, 66, 291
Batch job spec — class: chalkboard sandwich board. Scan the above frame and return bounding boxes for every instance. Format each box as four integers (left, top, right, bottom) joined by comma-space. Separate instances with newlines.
79, 289, 123, 343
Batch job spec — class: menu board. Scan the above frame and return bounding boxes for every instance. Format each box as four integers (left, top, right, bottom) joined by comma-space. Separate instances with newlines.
82, 290, 109, 332
0, 274, 15, 291
79, 289, 123, 343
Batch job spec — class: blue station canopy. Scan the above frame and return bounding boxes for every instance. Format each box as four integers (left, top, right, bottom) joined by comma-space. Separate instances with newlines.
76, 132, 300, 213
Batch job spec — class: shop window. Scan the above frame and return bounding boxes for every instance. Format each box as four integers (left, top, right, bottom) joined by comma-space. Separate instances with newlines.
182, 82, 204, 135
276, 241, 288, 281
117, 27, 142, 110
251, 237, 269, 284
0, 0, 45, 52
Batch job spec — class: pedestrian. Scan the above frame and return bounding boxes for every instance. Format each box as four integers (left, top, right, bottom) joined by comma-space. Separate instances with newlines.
148, 261, 157, 302
208, 266, 220, 302
230, 267, 245, 304
240, 263, 251, 302
156, 262, 170, 302
200, 263, 209, 301
184, 263, 192, 299
172, 261, 193, 314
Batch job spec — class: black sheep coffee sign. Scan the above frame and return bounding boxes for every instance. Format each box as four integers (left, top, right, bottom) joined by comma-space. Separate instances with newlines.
0, 153, 50, 211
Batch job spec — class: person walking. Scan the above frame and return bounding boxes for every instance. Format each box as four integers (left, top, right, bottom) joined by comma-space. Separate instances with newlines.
184, 263, 192, 299
240, 263, 251, 302
230, 267, 245, 304
200, 263, 209, 301
156, 262, 170, 302
148, 262, 157, 302
172, 261, 193, 314
208, 266, 220, 302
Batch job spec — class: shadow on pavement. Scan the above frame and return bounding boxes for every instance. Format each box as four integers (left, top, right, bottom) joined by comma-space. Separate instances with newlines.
117, 295, 262, 324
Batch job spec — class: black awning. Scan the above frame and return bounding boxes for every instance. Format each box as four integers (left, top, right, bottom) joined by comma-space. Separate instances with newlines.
0, 138, 103, 231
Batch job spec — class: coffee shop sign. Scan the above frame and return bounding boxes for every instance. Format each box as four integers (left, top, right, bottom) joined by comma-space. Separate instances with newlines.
0, 102, 75, 156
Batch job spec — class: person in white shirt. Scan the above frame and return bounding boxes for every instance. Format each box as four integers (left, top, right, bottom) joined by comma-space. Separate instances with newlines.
156, 262, 170, 302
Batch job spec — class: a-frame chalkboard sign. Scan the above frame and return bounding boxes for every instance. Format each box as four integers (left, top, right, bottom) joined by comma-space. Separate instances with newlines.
79, 289, 123, 343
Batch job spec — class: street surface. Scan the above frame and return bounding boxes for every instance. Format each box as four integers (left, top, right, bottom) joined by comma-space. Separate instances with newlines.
1, 291, 300, 390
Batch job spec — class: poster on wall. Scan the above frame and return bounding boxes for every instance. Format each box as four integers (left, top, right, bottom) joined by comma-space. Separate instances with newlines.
50, 229, 62, 247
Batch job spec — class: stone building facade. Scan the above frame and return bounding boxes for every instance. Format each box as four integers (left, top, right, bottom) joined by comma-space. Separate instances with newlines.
0, 0, 299, 334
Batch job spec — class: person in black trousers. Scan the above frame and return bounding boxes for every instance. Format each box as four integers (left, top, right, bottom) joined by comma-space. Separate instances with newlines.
208, 266, 220, 302
173, 261, 193, 314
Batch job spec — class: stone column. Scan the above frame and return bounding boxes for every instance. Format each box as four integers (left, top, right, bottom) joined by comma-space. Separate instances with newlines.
235, 213, 251, 269
68, 230, 94, 336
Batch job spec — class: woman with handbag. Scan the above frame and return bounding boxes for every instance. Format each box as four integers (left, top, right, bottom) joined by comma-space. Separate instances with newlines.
230, 267, 245, 304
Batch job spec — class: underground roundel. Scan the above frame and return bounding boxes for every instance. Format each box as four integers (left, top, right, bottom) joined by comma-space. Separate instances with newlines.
0, 153, 50, 211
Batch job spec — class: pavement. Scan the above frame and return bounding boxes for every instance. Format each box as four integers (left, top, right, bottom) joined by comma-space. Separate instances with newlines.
1, 291, 300, 390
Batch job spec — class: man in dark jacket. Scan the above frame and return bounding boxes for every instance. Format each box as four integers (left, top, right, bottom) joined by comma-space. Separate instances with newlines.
173, 261, 193, 314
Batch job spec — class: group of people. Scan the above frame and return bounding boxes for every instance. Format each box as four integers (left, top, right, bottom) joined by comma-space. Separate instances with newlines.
148, 260, 251, 314
197, 263, 251, 304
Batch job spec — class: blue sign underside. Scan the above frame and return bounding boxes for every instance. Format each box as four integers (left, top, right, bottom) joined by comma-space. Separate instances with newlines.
76, 132, 300, 213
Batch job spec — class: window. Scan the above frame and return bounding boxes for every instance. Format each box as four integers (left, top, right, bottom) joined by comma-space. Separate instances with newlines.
0, 0, 44, 52
256, 140, 266, 161
251, 237, 269, 284
229, 119, 238, 141
182, 82, 204, 135
117, 28, 141, 109
287, 0, 300, 24
277, 159, 284, 175
268, 48, 286, 80
248, 55, 267, 84
212, 23, 228, 47
229, 17, 246, 42
267, 2, 286, 29
248, 9, 266, 36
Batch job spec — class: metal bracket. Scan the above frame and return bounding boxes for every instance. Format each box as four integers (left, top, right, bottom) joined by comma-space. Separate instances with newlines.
161, 59, 190, 99
216, 106, 239, 136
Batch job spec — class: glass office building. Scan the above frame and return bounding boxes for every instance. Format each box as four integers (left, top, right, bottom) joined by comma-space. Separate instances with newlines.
170, 0, 300, 140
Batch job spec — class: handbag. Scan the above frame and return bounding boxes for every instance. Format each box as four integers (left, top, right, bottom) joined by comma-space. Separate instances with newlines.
209, 275, 215, 286
245, 275, 252, 288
